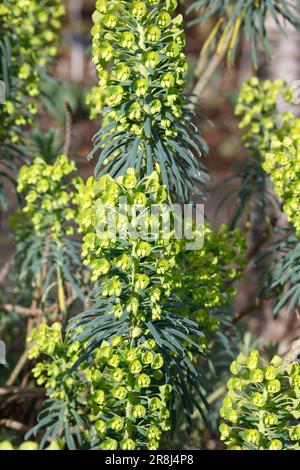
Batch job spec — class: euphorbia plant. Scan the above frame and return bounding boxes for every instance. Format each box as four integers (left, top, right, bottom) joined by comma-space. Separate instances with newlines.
27, 169, 244, 449
20, 0, 249, 450
232, 78, 300, 318
2, 0, 298, 453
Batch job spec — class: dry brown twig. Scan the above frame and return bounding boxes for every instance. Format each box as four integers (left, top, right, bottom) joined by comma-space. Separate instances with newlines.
0, 419, 29, 432
0, 303, 57, 317
63, 101, 73, 157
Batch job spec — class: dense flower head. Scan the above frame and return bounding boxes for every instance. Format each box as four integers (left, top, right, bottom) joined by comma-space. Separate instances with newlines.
77, 168, 188, 323
235, 77, 294, 154
88, 0, 185, 139
0, 0, 64, 145
219, 350, 300, 450
177, 224, 245, 320
17, 155, 82, 238
262, 121, 300, 232
235, 77, 300, 231
77, 168, 243, 327
85, 0, 207, 201
28, 323, 171, 450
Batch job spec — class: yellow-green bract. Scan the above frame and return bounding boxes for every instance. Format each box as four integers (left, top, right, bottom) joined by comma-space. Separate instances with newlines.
219, 350, 300, 450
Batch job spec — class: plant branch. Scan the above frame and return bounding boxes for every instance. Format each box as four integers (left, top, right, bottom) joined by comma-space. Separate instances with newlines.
0, 303, 57, 317
193, 27, 233, 97
233, 298, 263, 324
63, 101, 73, 157
0, 419, 29, 432
0, 259, 11, 283
0, 386, 44, 397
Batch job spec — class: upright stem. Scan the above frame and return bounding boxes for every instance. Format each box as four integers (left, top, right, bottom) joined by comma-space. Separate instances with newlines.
56, 238, 66, 316
193, 27, 233, 97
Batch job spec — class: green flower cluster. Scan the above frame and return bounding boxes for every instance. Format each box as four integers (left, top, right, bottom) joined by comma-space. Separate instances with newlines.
236, 77, 300, 231
28, 323, 170, 450
17, 155, 82, 239
78, 168, 184, 322
86, 0, 207, 201
89, 338, 171, 450
235, 77, 294, 155
78, 168, 243, 327
26, 168, 246, 449
0, 0, 64, 144
263, 121, 300, 232
219, 350, 300, 450
89, 0, 185, 138
29, 323, 88, 402
177, 225, 246, 324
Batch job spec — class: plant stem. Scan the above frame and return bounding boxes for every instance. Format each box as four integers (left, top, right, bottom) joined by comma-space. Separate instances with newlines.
233, 298, 262, 324
193, 27, 233, 97
6, 350, 28, 386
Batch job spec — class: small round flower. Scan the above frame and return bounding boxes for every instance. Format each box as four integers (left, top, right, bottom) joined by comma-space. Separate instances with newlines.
152, 354, 164, 369
246, 350, 260, 370
219, 423, 231, 441
132, 404, 147, 419
263, 413, 278, 427
94, 419, 106, 436
94, 390, 105, 405
101, 438, 118, 450
230, 360, 242, 375
251, 392, 266, 407
112, 386, 127, 400
142, 351, 154, 365
136, 373, 151, 388
243, 429, 261, 445
146, 26, 161, 42
110, 417, 124, 431
267, 379, 281, 394
289, 424, 300, 441
291, 374, 300, 389
120, 438, 136, 450
149, 397, 162, 411
268, 439, 283, 450
249, 368, 264, 383
130, 1, 147, 19
147, 426, 161, 441
143, 51, 160, 68
98, 42, 114, 62
129, 359, 143, 374
264, 365, 277, 381
120, 32, 135, 50
157, 12, 171, 27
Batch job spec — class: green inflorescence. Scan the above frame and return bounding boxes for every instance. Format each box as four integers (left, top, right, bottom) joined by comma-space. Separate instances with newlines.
235, 77, 295, 155
78, 168, 184, 322
86, 0, 207, 201
28, 323, 171, 450
17, 155, 82, 239
89, 0, 185, 137
27, 168, 245, 449
0, 0, 64, 145
263, 122, 300, 232
219, 350, 300, 450
236, 77, 300, 232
